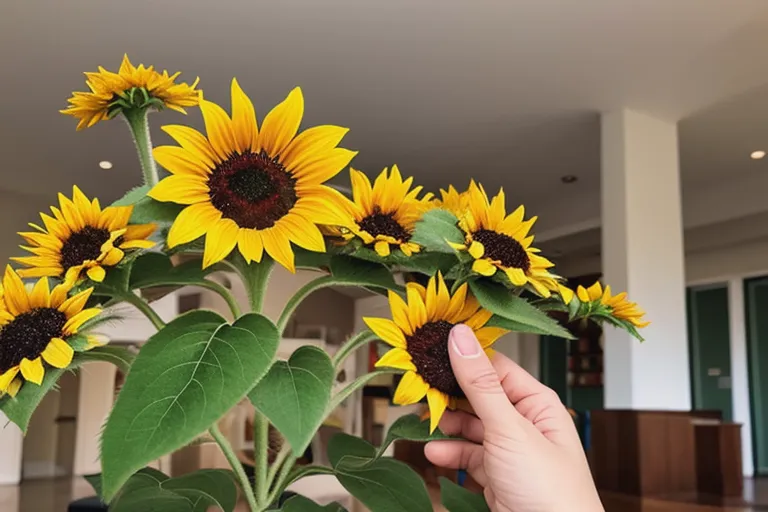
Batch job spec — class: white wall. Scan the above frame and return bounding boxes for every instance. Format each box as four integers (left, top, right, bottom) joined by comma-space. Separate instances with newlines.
73, 362, 117, 476
0, 413, 23, 485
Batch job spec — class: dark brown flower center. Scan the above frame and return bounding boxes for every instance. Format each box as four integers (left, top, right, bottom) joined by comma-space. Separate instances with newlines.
407, 320, 463, 397
473, 229, 530, 271
359, 207, 410, 242
207, 151, 297, 230
0, 308, 67, 373
60, 226, 111, 271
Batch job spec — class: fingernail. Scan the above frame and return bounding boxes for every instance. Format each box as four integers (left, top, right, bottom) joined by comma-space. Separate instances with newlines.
450, 324, 481, 358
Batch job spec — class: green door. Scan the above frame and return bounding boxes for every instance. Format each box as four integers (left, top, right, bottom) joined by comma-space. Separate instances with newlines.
744, 277, 768, 474
686, 285, 733, 421
540, 335, 568, 404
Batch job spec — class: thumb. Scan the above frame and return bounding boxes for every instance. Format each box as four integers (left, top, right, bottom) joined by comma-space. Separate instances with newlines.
448, 324, 521, 433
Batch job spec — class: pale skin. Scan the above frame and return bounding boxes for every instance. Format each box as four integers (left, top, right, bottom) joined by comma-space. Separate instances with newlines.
425, 324, 604, 512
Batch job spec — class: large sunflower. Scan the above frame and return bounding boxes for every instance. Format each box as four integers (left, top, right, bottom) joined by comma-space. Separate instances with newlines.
62, 55, 200, 130
365, 273, 508, 432
0, 267, 101, 397
148, 79, 357, 271
451, 181, 560, 297
577, 282, 649, 328
12, 186, 156, 284
342, 166, 433, 257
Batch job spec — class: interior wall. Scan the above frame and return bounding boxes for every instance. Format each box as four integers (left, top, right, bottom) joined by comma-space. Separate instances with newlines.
0, 413, 22, 484
73, 362, 116, 476
22, 391, 60, 479
290, 288, 355, 346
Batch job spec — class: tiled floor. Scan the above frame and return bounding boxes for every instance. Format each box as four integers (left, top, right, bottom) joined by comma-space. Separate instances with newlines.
1, 477, 766, 511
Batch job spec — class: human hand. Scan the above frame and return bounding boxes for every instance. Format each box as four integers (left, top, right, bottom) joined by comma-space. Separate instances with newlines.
424, 324, 604, 512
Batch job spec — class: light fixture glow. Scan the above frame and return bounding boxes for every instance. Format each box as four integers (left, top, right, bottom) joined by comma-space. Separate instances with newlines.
751, 151, 766, 160
99, 160, 113, 169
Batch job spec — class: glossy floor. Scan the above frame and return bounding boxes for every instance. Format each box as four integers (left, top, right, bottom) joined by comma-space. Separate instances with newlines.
0, 477, 766, 511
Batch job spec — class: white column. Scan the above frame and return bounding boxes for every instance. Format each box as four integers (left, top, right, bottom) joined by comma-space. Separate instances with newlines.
0, 412, 23, 485
728, 278, 754, 476
601, 109, 690, 410
74, 362, 117, 476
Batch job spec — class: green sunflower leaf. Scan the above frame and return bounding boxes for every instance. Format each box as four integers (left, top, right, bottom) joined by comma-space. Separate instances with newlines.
129, 252, 214, 289
469, 280, 575, 339
130, 196, 185, 225
160, 469, 238, 512
112, 184, 150, 207
100, 311, 279, 501
294, 247, 332, 270
377, 413, 452, 457
281, 495, 347, 512
439, 477, 490, 512
329, 256, 399, 291
0, 365, 69, 433
76, 345, 136, 374
411, 209, 465, 254
327, 435, 432, 512
250, 346, 334, 457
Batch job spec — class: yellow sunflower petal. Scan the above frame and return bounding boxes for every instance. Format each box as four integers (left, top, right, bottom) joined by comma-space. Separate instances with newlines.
49, 282, 71, 308
375, 348, 416, 371
58, 288, 93, 318
280, 215, 325, 253
576, 285, 590, 303
230, 78, 258, 152
260, 227, 296, 273
406, 285, 428, 329
148, 175, 210, 205
505, 267, 528, 286
446, 282, 469, 322
86, 265, 106, 282
153, 146, 211, 177
28, 277, 51, 309
203, 218, 239, 269
3, 265, 31, 315
63, 308, 100, 334
427, 388, 449, 433
558, 284, 574, 305
586, 281, 603, 302
472, 259, 497, 277
374, 240, 391, 257
20, 357, 44, 385
388, 290, 413, 336
468, 240, 485, 259
200, 99, 238, 160
466, 308, 493, 330
6, 378, 21, 397
393, 371, 429, 405
259, 87, 304, 157
167, 203, 222, 248
363, 317, 406, 348
101, 247, 124, 266
237, 229, 265, 264
161, 125, 217, 169
474, 326, 508, 348
282, 125, 350, 173
41, 338, 74, 368
0, 367, 20, 392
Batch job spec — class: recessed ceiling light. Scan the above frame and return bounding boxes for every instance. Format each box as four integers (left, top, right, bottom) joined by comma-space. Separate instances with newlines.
99, 160, 113, 170
561, 175, 578, 184
751, 151, 766, 160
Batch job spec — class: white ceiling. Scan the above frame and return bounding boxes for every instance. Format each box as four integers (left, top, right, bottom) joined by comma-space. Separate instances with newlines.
2, 0, 768, 235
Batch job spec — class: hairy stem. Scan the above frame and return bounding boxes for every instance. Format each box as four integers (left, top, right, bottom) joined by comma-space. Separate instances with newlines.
332, 330, 377, 369
232, 255, 274, 314
266, 443, 291, 491
123, 292, 165, 330
254, 412, 269, 505
123, 108, 159, 186
209, 424, 258, 512
195, 280, 243, 319
265, 453, 298, 506
276, 275, 333, 335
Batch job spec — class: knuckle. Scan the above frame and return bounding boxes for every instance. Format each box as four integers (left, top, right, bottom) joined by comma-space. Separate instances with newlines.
542, 387, 562, 404
468, 370, 503, 392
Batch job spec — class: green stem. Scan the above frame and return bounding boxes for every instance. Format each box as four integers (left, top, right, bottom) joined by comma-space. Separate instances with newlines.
196, 280, 243, 319
209, 424, 258, 512
332, 330, 377, 369
276, 275, 334, 334
254, 412, 269, 506
265, 453, 299, 506
123, 292, 165, 330
269, 464, 334, 504
231, 254, 274, 314
123, 107, 159, 186
266, 443, 291, 490
329, 369, 400, 411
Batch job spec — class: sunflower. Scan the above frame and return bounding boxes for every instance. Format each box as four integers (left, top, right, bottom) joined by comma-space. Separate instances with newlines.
61, 54, 200, 130
12, 186, 156, 284
434, 184, 470, 218
451, 181, 560, 297
0, 266, 102, 397
365, 273, 508, 432
577, 282, 649, 328
148, 79, 357, 271
341, 166, 433, 257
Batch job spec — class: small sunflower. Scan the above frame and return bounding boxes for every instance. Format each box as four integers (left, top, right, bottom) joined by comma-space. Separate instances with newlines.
0, 267, 102, 397
451, 181, 560, 297
12, 186, 156, 284
61, 54, 201, 130
148, 79, 356, 271
365, 273, 508, 432
577, 282, 649, 328
342, 166, 433, 257
434, 184, 470, 217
